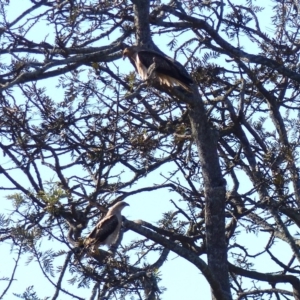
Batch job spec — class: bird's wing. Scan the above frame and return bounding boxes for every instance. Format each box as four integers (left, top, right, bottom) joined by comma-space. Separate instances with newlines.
84, 215, 119, 247
137, 50, 193, 86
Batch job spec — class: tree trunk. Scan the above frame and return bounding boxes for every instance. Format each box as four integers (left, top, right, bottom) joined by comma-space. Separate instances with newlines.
188, 91, 232, 300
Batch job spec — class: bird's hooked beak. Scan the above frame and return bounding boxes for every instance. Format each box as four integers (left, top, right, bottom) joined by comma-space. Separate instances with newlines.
122, 48, 129, 60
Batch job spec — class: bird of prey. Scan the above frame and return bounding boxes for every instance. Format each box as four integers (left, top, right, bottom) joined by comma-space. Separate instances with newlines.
83, 201, 129, 252
122, 46, 193, 91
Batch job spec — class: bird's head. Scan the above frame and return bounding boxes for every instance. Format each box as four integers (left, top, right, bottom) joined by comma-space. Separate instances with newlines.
122, 47, 130, 60
119, 201, 129, 209
122, 46, 137, 60
111, 201, 130, 213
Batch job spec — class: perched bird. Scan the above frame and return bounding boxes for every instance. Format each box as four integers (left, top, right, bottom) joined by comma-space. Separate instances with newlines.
122, 46, 193, 91
83, 201, 129, 252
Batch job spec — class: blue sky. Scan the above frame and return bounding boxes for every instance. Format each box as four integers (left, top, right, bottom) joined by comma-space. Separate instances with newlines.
0, 1, 294, 300
0, 1, 209, 294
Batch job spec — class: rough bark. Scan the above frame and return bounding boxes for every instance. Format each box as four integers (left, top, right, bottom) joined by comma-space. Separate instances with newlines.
188, 90, 231, 300
130, 1, 232, 298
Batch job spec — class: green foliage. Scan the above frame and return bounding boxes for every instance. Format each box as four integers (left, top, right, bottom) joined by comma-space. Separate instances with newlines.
13, 286, 45, 300
41, 249, 55, 277
37, 186, 67, 205
0, 213, 10, 228
6, 193, 25, 209
1, 1, 300, 300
